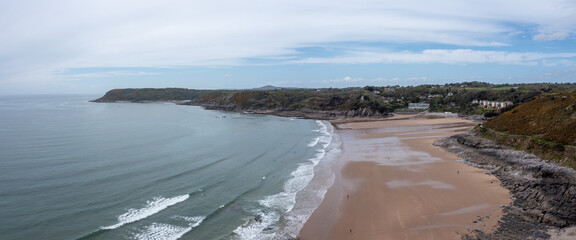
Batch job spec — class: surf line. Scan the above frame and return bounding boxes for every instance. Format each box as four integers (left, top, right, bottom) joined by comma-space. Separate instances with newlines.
101, 194, 190, 230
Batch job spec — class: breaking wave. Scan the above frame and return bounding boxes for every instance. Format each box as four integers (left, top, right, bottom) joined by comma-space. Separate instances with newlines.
232, 120, 339, 239
132, 216, 205, 240
100, 194, 189, 230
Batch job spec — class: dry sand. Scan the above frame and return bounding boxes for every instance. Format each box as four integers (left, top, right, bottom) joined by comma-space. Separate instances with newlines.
299, 114, 511, 240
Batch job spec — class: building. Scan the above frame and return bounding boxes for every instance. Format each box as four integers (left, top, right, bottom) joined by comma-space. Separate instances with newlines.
408, 103, 430, 110
384, 87, 395, 92
478, 100, 513, 109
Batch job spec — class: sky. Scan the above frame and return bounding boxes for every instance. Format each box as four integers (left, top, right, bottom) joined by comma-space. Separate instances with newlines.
1, 0, 575, 95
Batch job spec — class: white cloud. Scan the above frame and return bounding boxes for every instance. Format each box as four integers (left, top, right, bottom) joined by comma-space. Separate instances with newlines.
65, 71, 162, 80
1, 0, 576, 89
533, 32, 570, 41
289, 49, 576, 65
322, 76, 364, 84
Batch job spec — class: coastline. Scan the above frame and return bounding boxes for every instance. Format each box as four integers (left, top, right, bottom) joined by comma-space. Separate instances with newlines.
437, 133, 576, 239
299, 114, 511, 240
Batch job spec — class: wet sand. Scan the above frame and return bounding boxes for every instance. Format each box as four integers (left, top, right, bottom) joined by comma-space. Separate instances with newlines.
299, 114, 511, 240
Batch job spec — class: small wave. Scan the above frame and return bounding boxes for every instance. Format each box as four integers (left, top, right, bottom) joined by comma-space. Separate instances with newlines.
232, 163, 316, 239
308, 121, 332, 148
316, 121, 333, 148
306, 137, 320, 147
101, 194, 189, 230
232, 210, 279, 240
235, 151, 326, 236
232, 120, 338, 239
259, 162, 315, 211
311, 149, 326, 165
315, 120, 328, 133
133, 216, 204, 240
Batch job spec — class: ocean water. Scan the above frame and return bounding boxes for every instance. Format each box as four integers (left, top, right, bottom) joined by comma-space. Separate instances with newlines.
0, 95, 340, 240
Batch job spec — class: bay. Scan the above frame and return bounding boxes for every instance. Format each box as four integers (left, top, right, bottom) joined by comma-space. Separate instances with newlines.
0, 95, 339, 240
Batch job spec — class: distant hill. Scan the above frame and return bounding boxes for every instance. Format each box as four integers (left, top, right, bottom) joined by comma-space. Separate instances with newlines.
478, 91, 576, 168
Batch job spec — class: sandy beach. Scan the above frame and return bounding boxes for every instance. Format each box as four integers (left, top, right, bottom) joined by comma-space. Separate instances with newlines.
299, 114, 511, 240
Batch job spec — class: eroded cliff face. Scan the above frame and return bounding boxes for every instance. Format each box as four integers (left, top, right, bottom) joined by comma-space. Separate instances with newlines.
437, 133, 576, 239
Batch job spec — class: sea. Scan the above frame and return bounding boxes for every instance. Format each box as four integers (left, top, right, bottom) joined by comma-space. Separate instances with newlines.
0, 95, 341, 240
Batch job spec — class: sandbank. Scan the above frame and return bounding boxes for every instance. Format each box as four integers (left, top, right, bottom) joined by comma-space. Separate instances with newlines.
299, 114, 511, 240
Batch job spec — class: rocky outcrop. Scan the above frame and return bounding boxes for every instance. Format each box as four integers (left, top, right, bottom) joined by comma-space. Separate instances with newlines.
436, 133, 576, 239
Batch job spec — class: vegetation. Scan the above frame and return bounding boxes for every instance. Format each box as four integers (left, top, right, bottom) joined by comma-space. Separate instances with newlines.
483, 91, 576, 145
91, 88, 212, 102
477, 91, 576, 169
368, 82, 576, 117
92, 82, 576, 118
191, 88, 393, 116
93, 87, 394, 117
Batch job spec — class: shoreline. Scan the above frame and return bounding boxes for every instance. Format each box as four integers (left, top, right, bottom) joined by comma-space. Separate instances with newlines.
298, 114, 511, 240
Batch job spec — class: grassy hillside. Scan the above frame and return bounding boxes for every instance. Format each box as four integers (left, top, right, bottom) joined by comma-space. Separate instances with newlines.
483, 91, 576, 145
478, 91, 576, 169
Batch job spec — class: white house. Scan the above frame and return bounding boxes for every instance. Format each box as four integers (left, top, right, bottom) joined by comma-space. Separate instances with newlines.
478, 100, 513, 109
408, 103, 430, 110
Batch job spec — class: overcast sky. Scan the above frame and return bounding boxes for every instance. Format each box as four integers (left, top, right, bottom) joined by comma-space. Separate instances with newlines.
1, 0, 575, 94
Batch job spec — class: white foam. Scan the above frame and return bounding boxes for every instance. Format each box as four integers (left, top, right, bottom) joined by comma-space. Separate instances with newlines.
232, 210, 279, 240
101, 194, 189, 230
133, 216, 204, 240
134, 223, 190, 240
315, 120, 328, 133
258, 162, 316, 213
233, 120, 338, 239
311, 149, 326, 164
315, 121, 333, 148
306, 137, 320, 147
173, 215, 206, 227
279, 121, 340, 238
